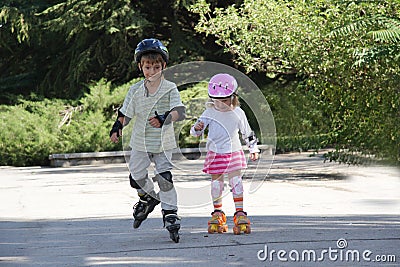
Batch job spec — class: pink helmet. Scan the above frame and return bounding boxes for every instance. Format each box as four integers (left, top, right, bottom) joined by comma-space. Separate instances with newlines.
208, 73, 238, 98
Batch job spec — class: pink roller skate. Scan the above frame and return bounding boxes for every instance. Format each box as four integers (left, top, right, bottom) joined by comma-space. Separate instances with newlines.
207, 210, 228, 234
233, 210, 251, 235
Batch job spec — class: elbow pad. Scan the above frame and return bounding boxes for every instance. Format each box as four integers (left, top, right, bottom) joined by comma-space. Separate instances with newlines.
117, 109, 125, 118
171, 106, 186, 121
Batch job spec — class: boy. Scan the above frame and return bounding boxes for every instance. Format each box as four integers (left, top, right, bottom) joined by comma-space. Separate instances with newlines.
110, 38, 185, 243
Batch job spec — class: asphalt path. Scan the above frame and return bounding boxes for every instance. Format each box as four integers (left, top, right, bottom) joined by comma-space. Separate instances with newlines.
1, 151, 399, 266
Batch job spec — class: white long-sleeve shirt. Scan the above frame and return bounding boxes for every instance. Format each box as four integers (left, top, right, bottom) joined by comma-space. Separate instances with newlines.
190, 107, 260, 154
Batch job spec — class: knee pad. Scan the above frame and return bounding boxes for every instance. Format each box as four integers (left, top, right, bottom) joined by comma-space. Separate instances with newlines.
211, 179, 224, 199
229, 176, 243, 196
157, 171, 173, 192
129, 174, 148, 189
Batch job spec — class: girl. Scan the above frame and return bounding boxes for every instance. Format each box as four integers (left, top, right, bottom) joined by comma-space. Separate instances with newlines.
190, 73, 259, 235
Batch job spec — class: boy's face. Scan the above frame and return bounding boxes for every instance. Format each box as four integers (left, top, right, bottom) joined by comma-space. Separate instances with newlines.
139, 55, 166, 81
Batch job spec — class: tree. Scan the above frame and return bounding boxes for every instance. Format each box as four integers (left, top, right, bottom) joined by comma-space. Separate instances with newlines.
0, 0, 219, 101
1, 0, 150, 100
191, 0, 400, 163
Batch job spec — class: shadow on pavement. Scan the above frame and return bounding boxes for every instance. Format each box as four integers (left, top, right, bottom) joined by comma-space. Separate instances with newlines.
1, 215, 399, 266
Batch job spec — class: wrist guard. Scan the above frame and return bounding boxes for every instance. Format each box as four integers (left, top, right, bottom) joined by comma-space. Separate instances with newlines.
155, 110, 172, 126
246, 132, 260, 153
110, 120, 123, 137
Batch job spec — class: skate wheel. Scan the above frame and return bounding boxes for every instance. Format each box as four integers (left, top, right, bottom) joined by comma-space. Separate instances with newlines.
233, 226, 240, 235
217, 224, 228, 233
170, 232, 180, 243
245, 225, 251, 234
208, 224, 218, 234
133, 220, 142, 229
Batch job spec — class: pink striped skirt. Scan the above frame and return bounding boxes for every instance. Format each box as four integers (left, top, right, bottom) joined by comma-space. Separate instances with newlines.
203, 150, 247, 174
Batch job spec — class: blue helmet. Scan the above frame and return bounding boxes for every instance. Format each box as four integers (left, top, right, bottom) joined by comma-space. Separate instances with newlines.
134, 38, 169, 63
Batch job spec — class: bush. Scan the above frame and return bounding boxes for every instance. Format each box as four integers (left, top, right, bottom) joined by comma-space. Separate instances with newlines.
176, 82, 209, 148
0, 99, 63, 166
0, 79, 134, 166
57, 79, 131, 154
0, 77, 331, 166
5, 75, 392, 166
261, 81, 332, 153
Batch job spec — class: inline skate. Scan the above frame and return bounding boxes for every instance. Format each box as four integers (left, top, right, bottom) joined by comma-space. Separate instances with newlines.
132, 192, 160, 228
207, 210, 228, 234
162, 209, 181, 243
233, 210, 251, 235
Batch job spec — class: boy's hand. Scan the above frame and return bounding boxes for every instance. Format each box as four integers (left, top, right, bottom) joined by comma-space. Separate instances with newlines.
194, 121, 204, 131
149, 116, 162, 128
250, 152, 259, 161
110, 132, 121, 143
110, 120, 123, 143
149, 111, 172, 128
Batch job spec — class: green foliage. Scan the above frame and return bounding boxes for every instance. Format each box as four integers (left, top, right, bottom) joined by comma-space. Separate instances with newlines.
0, 99, 64, 166
176, 82, 209, 148
38, 0, 149, 89
331, 15, 400, 43
330, 14, 400, 66
191, 0, 325, 77
262, 81, 332, 153
0, 79, 137, 166
0, 75, 360, 166
191, 0, 400, 164
2, 0, 399, 166
179, 82, 209, 120
0, 0, 220, 102
56, 78, 138, 154
1, 0, 146, 100
0, 4, 30, 43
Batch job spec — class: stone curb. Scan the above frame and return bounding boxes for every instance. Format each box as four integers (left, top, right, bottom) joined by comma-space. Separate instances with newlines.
49, 145, 274, 167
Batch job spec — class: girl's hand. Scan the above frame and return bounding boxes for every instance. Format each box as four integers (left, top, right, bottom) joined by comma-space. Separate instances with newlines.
250, 152, 259, 161
194, 121, 204, 131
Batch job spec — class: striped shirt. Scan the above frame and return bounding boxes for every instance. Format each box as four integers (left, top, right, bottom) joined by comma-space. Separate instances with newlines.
120, 78, 184, 153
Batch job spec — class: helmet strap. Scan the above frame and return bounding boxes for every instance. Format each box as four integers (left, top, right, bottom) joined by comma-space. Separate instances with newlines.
143, 70, 164, 97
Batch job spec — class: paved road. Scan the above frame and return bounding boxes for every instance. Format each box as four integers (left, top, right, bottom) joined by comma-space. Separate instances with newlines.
1, 151, 399, 266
